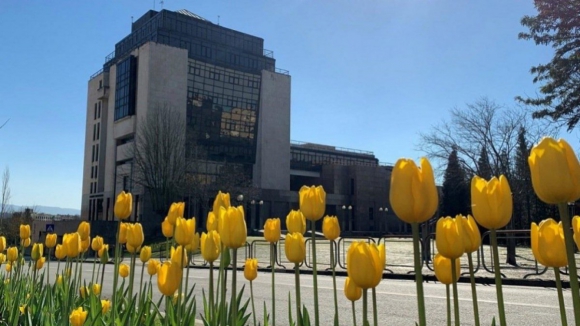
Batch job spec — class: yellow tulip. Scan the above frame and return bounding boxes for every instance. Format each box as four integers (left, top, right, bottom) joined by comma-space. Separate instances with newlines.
31, 243, 43, 261
56, 274, 63, 286
119, 263, 130, 278
119, 223, 128, 244
322, 215, 341, 241
101, 300, 111, 314
147, 259, 160, 276
157, 261, 182, 296
80, 286, 88, 298
20, 224, 31, 240
77, 221, 90, 241
64, 233, 81, 258
35, 257, 45, 270
344, 277, 362, 302
140, 246, 152, 263
531, 219, 568, 268
286, 210, 306, 234
0, 253, 5, 264
45, 234, 57, 249
81, 237, 90, 253
126, 223, 144, 250
186, 232, 200, 252
434, 253, 460, 285
346, 241, 382, 289
0, 236, 5, 252
435, 216, 464, 259
529, 137, 580, 204
389, 158, 438, 224
471, 175, 513, 230
166, 202, 185, 225
573, 216, 580, 250
244, 258, 258, 281
171, 246, 188, 268
172, 292, 184, 305
206, 211, 219, 232
5, 263, 11, 272
98, 245, 109, 264
175, 217, 196, 246
299, 185, 326, 221
91, 236, 104, 252
92, 283, 101, 295
55, 244, 66, 260
213, 191, 231, 214
219, 206, 247, 249
162, 217, 174, 238
284, 232, 306, 264
19, 305, 26, 315
114, 191, 132, 220
264, 218, 281, 243
461, 215, 481, 254
69, 307, 88, 326
22, 238, 31, 248
201, 231, 221, 263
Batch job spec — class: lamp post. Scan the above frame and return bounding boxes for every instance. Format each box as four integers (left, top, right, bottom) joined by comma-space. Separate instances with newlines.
379, 207, 389, 234
250, 199, 264, 232
342, 205, 352, 234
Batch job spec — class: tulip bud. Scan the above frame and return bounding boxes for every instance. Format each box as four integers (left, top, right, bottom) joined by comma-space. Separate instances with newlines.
119, 263, 130, 278
69, 307, 88, 326
286, 210, 306, 234
64, 233, 81, 258
140, 246, 152, 263
119, 223, 128, 244
31, 243, 43, 261
5, 263, 11, 272
186, 232, 200, 252
220, 206, 247, 249
206, 211, 219, 232
21, 238, 31, 248
201, 231, 221, 263
81, 237, 90, 253
56, 274, 63, 286
299, 186, 326, 221
264, 218, 281, 243
55, 244, 66, 260
79, 286, 88, 299
175, 217, 196, 246
45, 234, 57, 249
77, 221, 90, 241
167, 202, 185, 225
0, 236, 5, 252
114, 191, 132, 220
126, 223, 144, 251
344, 277, 362, 302
101, 300, 111, 314
435, 216, 464, 260
91, 236, 104, 252
471, 175, 513, 230
35, 257, 45, 270
98, 244, 109, 264
171, 246, 188, 268
162, 218, 174, 238
6, 247, 18, 262
20, 224, 31, 240
346, 241, 383, 289
244, 258, 258, 281
0, 253, 5, 265
92, 283, 101, 295
147, 259, 160, 276
284, 232, 306, 264
529, 137, 580, 204
157, 261, 182, 296
434, 253, 460, 285
322, 215, 340, 241
213, 191, 231, 214
390, 158, 438, 224
461, 215, 481, 254
531, 219, 567, 268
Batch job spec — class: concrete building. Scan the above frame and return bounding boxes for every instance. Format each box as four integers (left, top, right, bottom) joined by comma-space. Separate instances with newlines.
82, 9, 401, 237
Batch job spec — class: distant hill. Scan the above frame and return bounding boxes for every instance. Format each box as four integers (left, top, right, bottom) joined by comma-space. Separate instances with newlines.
6, 205, 80, 216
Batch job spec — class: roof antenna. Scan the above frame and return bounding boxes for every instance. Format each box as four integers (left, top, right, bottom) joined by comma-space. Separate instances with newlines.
160, 0, 164, 9
218, 15, 220, 25
153, 0, 155, 10
131, 16, 134, 23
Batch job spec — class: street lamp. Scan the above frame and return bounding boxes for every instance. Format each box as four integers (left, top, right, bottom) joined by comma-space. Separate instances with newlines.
250, 199, 264, 231
379, 207, 389, 234
342, 205, 352, 233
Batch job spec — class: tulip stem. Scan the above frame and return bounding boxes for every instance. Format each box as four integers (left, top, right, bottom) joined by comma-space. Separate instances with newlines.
490, 229, 506, 326
363, 288, 368, 326
219, 247, 227, 326
209, 262, 215, 322
232, 248, 238, 325
295, 263, 302, 326
91, 252, 97, 285
372, 287, 378, 326
100, 262, 106, 298
411, 222, 426, 326
451, 258, 460, 326
270, 243, 276, 326
467, 252, 480, 326
310, 221, 320, 326
446, 284, 451, 326
250, 280, 257, 326
330, 241, 339, 325
111, 221, 122, 323
46, 249, 51, 285
352, 301, 357, 326
558, 202, 580, 324
178, 247, 186, 321
139, 262, 145, 298
554, 267, 568, 326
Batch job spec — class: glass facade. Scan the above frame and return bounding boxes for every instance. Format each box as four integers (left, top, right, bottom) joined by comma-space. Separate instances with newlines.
114, 56, 137, 121
290, 145, 379, 171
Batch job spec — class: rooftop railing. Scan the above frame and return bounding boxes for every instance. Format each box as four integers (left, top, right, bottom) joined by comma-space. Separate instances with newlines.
291, 140, 374, 156
263, 49, 274, 58
275, 68, 290, 75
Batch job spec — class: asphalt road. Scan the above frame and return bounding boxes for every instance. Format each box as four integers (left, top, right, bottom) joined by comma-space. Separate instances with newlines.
45, 262, 572, 325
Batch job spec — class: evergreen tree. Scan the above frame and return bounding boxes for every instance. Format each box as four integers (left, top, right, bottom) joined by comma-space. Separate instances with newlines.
512, 128, 532, 230
440, 149, 470, 217
477, 147, 493, 180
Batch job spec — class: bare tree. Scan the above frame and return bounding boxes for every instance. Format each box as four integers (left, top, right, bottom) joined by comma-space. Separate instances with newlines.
1, 167, 11, 219
132, 105, 187, 214
0, 119, 8, 129
417, 97, 556, 177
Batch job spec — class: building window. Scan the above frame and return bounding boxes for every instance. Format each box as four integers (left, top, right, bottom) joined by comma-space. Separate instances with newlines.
114, 56, 137, 121
94, 103, 98, 120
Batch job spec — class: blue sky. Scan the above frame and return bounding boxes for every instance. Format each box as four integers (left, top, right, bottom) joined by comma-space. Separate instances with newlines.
0, 1, 563, 209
